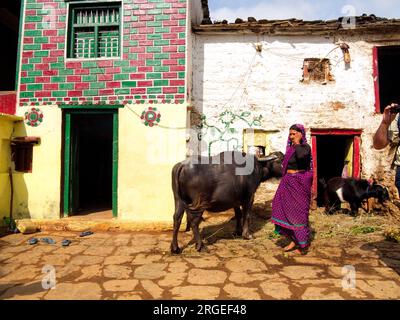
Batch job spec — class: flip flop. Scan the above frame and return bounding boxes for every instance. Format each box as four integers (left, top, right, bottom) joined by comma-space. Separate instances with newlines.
40, 237, 56, 245
61, 239, 71, 247
79, 231, 93, 237
28, 238, 38, 245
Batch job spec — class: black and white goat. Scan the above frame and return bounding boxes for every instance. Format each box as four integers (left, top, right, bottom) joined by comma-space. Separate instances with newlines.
319, 177, 389, 216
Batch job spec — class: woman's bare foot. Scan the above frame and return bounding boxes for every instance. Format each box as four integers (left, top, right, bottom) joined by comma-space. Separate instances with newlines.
293, 247, 308, 255
283, 241, 296, 252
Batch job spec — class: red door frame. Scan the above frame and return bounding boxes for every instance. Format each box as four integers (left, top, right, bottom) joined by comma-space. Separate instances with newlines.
310, 129, 362, 209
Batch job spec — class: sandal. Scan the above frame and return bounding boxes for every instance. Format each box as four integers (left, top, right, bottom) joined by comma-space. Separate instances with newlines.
28, 238, 38, 245
40, 237, 56, 244
61, 239, 71, 247
79, 230, 93, 237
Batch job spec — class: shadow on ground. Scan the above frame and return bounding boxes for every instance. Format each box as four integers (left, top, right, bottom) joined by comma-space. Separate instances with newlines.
182, 200, 273, 248
0, 281, 45, 300
360, 240, 400, 276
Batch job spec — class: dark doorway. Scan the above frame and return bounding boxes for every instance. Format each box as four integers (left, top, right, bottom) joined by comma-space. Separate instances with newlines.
0, 1, 21, 91
376, 46, 400, 113
316, 135, 354, 206
70, 113, 113, 214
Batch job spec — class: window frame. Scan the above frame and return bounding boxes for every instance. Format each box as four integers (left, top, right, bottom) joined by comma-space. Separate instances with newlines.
66, 0, 122, 61
10, 137, 40, 173
373, 45, 400, 114
11, 143, 33, 173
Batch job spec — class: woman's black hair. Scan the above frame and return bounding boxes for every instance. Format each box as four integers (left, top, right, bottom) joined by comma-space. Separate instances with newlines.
289, 124, 302, 132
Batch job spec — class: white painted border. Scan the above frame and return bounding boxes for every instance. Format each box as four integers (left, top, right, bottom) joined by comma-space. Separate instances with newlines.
184, 0, 189, 104
16, 0, 28, 112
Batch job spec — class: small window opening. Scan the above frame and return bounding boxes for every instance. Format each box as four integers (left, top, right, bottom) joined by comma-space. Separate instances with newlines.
243, 128, 274, 157
302, 58, 333, 84
11, 137, 40, 173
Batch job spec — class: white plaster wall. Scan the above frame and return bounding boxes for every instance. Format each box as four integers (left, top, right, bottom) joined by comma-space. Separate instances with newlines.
190, 32, 400, 190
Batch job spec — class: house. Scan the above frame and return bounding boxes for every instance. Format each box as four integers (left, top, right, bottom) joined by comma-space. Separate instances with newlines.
2, 0, 400, 226
189, 3, 400, 207
0, 1, 24, 229
1, 0, 207, 225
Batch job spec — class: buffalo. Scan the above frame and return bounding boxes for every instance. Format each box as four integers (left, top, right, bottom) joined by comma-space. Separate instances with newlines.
170, 150, 284, 254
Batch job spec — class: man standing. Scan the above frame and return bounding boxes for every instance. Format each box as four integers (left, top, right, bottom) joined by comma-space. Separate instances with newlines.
373, 103, 400, 196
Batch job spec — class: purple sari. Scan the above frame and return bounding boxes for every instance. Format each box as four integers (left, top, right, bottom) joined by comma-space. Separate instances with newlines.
271, 124, 313, 248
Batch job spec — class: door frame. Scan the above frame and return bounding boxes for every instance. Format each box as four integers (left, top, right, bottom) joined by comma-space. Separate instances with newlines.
310, 128, 362, 209
372, 46, 381, 113
62, 108, 119, 218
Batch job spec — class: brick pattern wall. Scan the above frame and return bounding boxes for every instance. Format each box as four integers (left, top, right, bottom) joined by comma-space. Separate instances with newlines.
0, 93, 17, 114
19, 0, 187, 106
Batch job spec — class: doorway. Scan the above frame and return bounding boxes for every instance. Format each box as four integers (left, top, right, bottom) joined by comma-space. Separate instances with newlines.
63, 109, 118, 217
373, 45, 400, 113
0, 1, 20, 91
310, 129, 361, 208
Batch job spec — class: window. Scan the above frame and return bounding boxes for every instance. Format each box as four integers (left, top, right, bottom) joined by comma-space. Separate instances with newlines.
11, 137, 40, 173
301, 58, 333, 84
68, 2, 121, 59
243, 128, 277, 157
11, 144, 33, 172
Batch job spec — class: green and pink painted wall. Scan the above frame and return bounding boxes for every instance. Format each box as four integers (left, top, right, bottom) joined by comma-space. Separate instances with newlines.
18, 0, 188, 106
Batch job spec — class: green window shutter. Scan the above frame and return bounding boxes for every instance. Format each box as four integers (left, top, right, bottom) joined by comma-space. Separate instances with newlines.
74, 28, 95, 58
99, 27, 119, 58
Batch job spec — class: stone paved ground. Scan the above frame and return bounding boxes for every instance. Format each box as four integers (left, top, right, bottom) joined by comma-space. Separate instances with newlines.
1, 210, 400, 300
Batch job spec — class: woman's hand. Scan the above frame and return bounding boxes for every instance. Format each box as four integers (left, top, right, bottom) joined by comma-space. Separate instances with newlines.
292, 131, 302, 145
289, 129, 303, 145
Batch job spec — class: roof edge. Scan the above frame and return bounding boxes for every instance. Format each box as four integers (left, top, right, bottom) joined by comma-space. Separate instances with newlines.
193, 14, 400, 36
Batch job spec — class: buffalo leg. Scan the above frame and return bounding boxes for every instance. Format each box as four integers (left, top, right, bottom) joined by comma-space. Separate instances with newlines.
233, 206, 243, 236
171, 200, 185, 254
185, 211, 205, 231
188, 210, 206, 252
242, 196, 254, 240
184, 210, 191, 232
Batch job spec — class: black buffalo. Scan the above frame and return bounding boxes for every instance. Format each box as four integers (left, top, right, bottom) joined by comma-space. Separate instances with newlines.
320, 177, 389, 216
170, 150, 284, 254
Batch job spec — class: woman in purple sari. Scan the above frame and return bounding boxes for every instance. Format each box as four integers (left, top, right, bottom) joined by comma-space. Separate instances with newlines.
271, 124, 313, 254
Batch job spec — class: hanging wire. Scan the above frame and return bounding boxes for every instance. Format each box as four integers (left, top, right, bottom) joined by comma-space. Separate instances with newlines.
125, 104, 188, 130
122, 43, 344, 129
218, 51, 258, 110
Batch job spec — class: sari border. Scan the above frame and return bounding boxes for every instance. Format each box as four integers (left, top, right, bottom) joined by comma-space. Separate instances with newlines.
271, 217, 307, 230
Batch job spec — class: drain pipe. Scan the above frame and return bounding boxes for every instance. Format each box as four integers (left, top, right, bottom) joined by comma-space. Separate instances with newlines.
8, 167, 14, 231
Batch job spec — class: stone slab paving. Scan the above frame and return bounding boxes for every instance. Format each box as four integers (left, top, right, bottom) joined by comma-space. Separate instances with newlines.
1, 230, 400, 300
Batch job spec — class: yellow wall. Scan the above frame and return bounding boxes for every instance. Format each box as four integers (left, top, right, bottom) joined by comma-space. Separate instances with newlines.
0, 116, 15, 223
118, 104, 187, 222
0, 114, 24, 224
9, 104, 186, 223
13, 105, 62, 220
